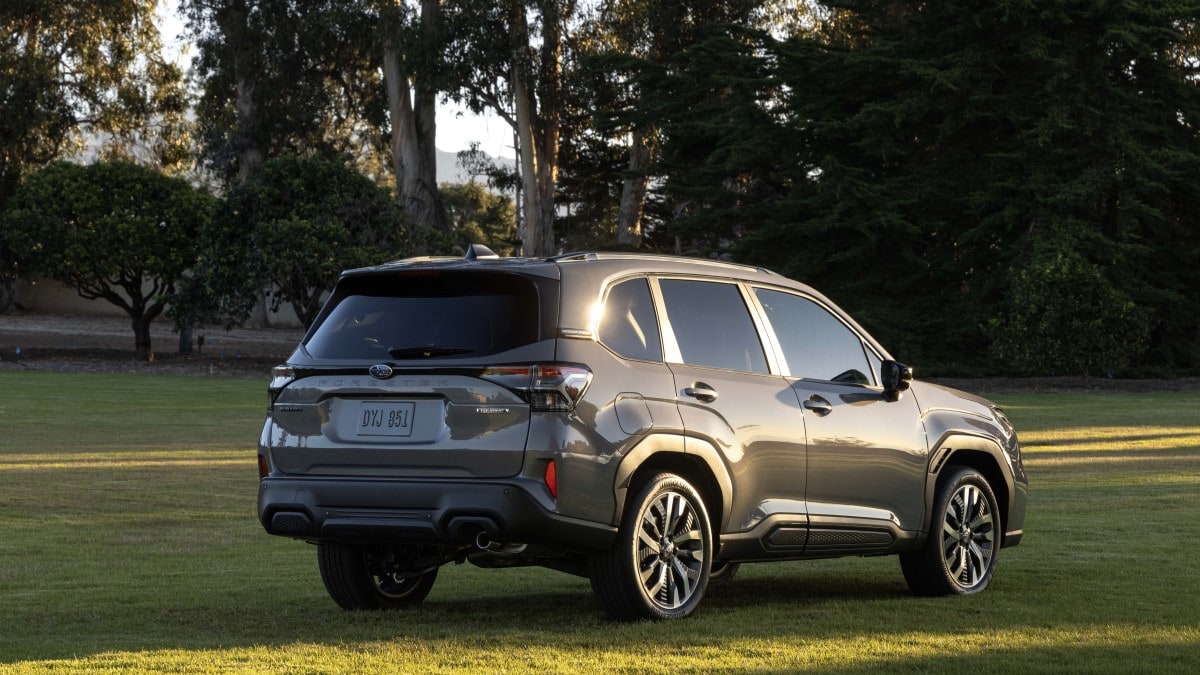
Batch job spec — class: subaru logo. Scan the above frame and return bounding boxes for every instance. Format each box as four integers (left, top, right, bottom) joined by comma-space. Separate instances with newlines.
369, 364, 394, 380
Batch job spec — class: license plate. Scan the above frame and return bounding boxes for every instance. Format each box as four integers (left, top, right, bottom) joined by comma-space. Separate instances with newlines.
356, 401, 416, 437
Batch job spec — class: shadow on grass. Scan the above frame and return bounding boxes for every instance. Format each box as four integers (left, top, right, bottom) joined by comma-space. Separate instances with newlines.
2, 570, 913, 663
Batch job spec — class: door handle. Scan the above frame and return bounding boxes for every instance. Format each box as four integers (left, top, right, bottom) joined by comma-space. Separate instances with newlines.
684, 382, 719, 403
803, 395, 833, 416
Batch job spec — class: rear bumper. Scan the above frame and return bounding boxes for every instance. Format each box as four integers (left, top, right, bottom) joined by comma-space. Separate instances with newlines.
258, 476, 616, 552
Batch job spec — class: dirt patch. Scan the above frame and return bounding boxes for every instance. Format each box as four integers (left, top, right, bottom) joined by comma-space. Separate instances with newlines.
0, 312, 304, 378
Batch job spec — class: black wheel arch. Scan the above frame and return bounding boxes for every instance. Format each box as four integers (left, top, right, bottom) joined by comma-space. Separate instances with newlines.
612, 434, 729, 549
925, 434, 1016, 547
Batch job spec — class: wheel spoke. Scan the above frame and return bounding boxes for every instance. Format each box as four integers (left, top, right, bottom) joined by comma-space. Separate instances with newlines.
669, 558, 694, 606
969, 511, 993, 533
673, 527, 701, 548
641, 558, 664, 590
638, 528, 661, 554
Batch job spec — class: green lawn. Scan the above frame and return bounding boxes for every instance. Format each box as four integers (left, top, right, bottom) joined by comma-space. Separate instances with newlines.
1, 372, 1198, 672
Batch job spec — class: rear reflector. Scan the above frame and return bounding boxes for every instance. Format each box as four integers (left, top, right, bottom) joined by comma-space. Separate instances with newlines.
544, 460, 558, 499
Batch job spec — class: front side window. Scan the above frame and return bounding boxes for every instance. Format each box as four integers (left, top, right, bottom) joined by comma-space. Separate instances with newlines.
598, 278, 662, 362
660, 279, 768, 374
755, 288, 874, 385
304, 272, 541, 359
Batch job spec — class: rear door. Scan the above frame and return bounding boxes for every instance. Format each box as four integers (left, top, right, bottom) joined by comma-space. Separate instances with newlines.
654, 278, 809, 539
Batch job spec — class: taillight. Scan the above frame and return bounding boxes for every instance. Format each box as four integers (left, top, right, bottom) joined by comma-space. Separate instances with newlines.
544, 460, 558, 498
480, 363, 593, 412
258, 454, 270, 479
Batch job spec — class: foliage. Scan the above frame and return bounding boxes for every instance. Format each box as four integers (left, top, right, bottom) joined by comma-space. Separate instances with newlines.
3, 372, 1200, 671
182, 0, 387, 182
990, 250, 1151, 379
0, 0, 188, 205
0, 161, 214, 359
440, 181, 519, 255
197, 154, 413, 328
725, 0, 1200, 374
442, 0, 576, 255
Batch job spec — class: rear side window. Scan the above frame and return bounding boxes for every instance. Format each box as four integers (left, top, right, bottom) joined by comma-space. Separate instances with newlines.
754, 288, 874, 385
304, 272, 541, 359
598, 278, 662, 362
660, 279, 768, 374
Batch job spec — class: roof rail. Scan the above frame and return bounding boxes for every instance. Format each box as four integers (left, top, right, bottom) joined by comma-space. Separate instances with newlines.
549, 250, 779, 276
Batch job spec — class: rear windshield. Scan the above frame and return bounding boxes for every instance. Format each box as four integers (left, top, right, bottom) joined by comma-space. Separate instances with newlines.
304, 272, 542, 360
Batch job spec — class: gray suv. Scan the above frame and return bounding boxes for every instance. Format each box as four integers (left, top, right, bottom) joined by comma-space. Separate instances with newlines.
257, 247, 1027, 620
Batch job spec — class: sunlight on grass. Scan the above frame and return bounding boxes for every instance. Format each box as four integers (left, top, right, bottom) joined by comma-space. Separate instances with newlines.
1019, 423, 1200, 469
3, 375, 1199, 672
0, 450, 250, 472
7, 624, 1199, 673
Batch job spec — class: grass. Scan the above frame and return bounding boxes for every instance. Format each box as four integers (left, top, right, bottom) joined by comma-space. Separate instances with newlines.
1, 372, 1198, 672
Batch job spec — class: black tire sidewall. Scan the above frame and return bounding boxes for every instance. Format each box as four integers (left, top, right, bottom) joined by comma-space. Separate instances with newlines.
317, 543, 437, 610
623, 473, 713, 619
930, 467, 1001, 595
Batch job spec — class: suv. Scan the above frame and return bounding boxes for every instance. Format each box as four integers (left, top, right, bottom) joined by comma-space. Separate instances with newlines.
257, 246, 1027, 620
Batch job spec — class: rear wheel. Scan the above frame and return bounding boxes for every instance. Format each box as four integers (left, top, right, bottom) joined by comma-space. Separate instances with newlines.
900, 467, 1000, 596
590, 473, 712, 620
317, 543, 438, 610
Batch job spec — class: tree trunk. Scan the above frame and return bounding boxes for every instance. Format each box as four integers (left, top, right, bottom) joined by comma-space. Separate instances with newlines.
215, 0, 263, 183
384, 0, 446, 233
617, 128, 653, 247
132, 314, 154, 362
509, 0, 562, 257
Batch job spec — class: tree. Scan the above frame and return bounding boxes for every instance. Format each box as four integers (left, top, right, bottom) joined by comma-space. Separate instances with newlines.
199, 155, 415, 328
444, 0, 575, 256
582, 1, 778, 247
380, 0, 448, 232
1, 0, 187, 308
1, 161, 215, 360
737, 0, 1200, 372
0, 0, 186, 205
990, 249, 1150, 380
440, 181, 518, 254
183, 0, 388, 184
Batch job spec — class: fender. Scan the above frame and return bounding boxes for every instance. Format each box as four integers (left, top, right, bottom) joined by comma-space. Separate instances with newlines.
921, 431, 1019, 545
611, 432, 734, 530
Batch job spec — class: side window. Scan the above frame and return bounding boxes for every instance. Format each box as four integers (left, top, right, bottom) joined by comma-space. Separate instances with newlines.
659, 279, 769, 374
597, 278, 663, 361
754, 288, 875, 385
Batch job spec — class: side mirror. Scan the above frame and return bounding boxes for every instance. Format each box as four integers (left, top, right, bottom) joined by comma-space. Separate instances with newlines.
881, 360, 913, 402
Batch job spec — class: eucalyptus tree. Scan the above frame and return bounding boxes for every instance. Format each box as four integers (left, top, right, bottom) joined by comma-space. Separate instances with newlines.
183, 0, 388, 183
378, 0, 446, 232
1, 0, 185, 203
442, 0, 577, 256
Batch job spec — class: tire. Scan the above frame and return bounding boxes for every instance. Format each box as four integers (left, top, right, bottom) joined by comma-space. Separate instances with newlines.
590, 473, 713, 620
900, 467, 1000, 596
317, 543, 438, 610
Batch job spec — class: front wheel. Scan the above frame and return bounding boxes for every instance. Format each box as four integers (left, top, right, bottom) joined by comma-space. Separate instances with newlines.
317, 543, 439, 610
900, 467, 1000, 596
590, 473, 713, 620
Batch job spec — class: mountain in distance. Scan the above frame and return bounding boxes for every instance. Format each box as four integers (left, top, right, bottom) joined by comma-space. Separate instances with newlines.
435, 147, 515, 186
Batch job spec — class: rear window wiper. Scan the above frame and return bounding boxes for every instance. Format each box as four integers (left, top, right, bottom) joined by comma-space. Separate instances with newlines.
387, 346, 476, 359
